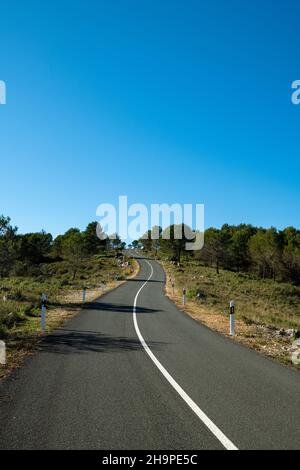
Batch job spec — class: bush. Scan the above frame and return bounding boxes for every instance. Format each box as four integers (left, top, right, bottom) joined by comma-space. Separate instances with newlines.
0, 302, 25, 328
10, 289, 24, 301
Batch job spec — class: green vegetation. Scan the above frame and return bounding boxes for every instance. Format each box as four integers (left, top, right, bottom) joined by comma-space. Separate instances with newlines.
134, 223, 300, 331
0, 215, 132, 375
165, 260, 300, 330
134, 223, 300, 284
0, 255, 131, 331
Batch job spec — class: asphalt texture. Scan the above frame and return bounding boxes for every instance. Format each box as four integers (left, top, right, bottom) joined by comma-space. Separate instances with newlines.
0, 256, 300, 450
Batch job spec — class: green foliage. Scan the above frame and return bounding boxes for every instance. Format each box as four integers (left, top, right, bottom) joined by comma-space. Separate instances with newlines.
0, 214, 127, 285
140, 224, 194, 263
0, 301, 27, 330
0, 215, 18, 276
0, 252, 134, 336
17, 231, 52, 265
141, 221, 300, 284
1, 212, 299, 286
166, 259, 300, 329
85, 222, 104, 254
198, 225, 300, 283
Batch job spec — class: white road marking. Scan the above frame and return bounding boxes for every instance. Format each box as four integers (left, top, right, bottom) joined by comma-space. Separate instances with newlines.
132, 258, 238, 451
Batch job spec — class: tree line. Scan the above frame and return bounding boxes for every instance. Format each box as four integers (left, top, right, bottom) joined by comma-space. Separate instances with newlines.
0, 216, 125, 280
1, 215, 299, 285
133, 223, 300, 285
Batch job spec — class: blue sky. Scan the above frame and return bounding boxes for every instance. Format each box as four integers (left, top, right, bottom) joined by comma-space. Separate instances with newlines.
0, 0, 299, 237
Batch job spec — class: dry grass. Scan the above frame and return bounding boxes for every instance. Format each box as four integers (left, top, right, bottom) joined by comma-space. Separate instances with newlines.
162, 260, 300, 370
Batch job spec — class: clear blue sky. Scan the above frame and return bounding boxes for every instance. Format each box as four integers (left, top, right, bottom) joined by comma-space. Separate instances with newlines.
1, 0, 299, 237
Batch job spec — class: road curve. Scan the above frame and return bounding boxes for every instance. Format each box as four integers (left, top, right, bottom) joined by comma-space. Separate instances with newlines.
0, 256, 300, 450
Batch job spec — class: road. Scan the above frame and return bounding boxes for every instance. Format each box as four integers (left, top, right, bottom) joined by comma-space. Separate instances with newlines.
0, 255, 300, 450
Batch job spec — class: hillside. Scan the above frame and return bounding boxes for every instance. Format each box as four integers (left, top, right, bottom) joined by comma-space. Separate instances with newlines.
163, 259, 300, 368
0, 253, 137, 378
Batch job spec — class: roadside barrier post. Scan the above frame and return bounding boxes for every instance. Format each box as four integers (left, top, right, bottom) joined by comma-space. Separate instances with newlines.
0, 340, 6, 365
41, 293, 47, 333
229, 300, 235, 336
172, 280, 175, 296
183, 287, 186, 306
82, 287, 86, 303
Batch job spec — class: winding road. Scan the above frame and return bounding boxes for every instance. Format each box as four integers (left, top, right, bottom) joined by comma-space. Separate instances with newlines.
0, 255, 300, 450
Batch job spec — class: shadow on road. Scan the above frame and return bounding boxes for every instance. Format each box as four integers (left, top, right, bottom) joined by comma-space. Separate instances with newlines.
126, 278, 164, 283
40, 329, 165, 355
85, 301, 158, 314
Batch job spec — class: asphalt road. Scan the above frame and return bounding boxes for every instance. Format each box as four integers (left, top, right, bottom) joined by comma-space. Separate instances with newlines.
0, 256, 300, 450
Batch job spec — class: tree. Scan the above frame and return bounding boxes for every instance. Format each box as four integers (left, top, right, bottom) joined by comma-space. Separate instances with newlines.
160, 224, 194, 263
281, 227, 300, 284
0, 238, 16, 277
0, 215, 18, 276
227, 225, 256, 272
52, 228, 90, 279
0, 215, 17, 238
18, 231, 52, 265
60, 230, 89, 280
151, 225, 162, 256
140, 230, 153, 252
248, 228, 282, 280
199, 228, 229, 274
84, 222, 107, 254
52, 228, 80, 257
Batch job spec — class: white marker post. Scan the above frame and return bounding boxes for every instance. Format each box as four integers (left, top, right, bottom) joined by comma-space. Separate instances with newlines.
41, 293, 47, 333
82, 287, 86, 304
182, 287, 186, 306
229, 300, 235, 336
0, 340, 6, 365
